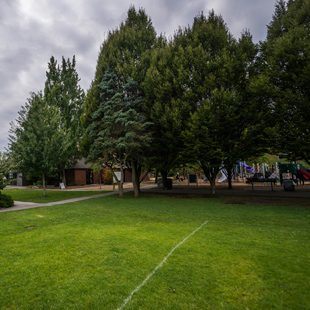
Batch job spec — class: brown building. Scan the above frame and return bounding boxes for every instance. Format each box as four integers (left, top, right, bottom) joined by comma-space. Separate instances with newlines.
15, 159, 150, 187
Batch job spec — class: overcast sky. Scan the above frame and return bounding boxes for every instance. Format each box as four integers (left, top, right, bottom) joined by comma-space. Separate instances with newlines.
0, 0, 277, 152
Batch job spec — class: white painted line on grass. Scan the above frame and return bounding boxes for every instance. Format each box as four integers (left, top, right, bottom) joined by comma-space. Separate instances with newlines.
116, 219, 208, 310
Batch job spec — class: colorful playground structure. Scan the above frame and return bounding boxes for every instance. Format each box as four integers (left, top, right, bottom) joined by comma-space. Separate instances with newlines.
183, 161, 309, 191
217, 161, 310, 190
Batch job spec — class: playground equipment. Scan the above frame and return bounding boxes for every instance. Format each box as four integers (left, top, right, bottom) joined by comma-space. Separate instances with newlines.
297, 169, 310, 180
246, 171, 277, 191
245, 162, 280, 190
218, 168, 228, 183
238, 161, 253, 173
278, 162, 310, 185
279, 163, 298, 185
199, 161, 309, 188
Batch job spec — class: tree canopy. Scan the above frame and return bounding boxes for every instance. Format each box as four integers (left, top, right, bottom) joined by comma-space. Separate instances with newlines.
0, 152, 16, 190
44, 56, 85, 184
7, 3, 310, 196
86, 68, 152, 197
261, 0, 310, 165
9, 56, 84, 194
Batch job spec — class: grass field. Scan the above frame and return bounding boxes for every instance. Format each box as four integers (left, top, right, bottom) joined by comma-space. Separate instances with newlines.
3, 189, 108, 203
0, 193, 309, 309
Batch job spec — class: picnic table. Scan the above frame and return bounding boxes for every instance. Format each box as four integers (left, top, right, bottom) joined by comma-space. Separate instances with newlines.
246, 178, 277, 191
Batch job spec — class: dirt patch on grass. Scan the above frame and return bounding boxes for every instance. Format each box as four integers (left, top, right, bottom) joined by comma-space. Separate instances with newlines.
224, 196, 310, 207
142, 182, 310, 206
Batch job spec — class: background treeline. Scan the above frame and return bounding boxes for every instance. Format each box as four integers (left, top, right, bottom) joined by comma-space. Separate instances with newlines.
8, 0, 310, 197
81, 0, 310, 196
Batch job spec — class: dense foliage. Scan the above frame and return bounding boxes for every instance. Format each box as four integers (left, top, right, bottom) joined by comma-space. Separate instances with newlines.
0, 152, 15, 207
86, 68, 152, 197
82, 6, 156, 197
9, 57, 84, 195
81, 2, 309, 194
261, 0, 310, 165
7, 2, 309, 196
0, 193, 14, 208
0, 152, 16, 190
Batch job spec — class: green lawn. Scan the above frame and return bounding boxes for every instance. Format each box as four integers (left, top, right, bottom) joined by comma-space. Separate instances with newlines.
3, 189, 109, 203
0, 194, 309, 309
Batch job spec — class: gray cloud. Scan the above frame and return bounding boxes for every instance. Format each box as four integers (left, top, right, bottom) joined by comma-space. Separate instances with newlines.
0, 0, 277, 152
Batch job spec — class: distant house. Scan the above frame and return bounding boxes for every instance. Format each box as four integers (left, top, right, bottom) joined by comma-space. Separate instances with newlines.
64, 159, 150, 185
65, 159, 96, 185
14, 158, 150, 187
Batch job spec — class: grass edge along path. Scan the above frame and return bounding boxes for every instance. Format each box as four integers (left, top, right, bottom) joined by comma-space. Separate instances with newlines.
117, 219, 209, 310
0, 191, 119, 213
2, 188, 112, 204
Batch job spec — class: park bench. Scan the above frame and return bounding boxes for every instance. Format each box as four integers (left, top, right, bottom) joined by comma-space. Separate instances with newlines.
246, 178, 277, 191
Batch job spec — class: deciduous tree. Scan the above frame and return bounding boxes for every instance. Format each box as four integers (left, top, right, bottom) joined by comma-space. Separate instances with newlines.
9, 92, 69, 196
261, 0, 310, 164
180, 12, 270, 193
44, 56, 85, 184
0, 152, 16, 190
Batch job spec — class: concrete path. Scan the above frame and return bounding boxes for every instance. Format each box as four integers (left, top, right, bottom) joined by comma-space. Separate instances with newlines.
0, 185, 157, 213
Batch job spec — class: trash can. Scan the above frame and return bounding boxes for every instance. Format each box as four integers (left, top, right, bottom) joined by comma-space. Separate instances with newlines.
166, 178, 173, 190
283, 180, 295, 191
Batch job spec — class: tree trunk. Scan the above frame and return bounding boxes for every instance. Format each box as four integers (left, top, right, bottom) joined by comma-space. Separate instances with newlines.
108, 165, 123, 198
131, 160, 139, 198
119, 165, 124, 198
62, 169, 66, 186
201, 164, 220, 195
42, 172, 46, 197
210, 178, 216, 195
227, 167, 233, 189
136, 164, 142, 193
155, 169, 158, 184
161, 170, 168, 189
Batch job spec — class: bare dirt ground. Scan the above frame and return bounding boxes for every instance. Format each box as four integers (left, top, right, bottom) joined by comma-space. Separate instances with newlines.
7, 180, 310, 207
141, 180, 310, 207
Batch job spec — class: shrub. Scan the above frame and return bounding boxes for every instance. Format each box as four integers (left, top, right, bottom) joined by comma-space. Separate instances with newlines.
0, 193, 14, 208
103, 169, 113, 185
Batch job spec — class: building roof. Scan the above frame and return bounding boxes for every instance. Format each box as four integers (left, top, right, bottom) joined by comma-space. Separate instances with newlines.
72, 159, 90, 169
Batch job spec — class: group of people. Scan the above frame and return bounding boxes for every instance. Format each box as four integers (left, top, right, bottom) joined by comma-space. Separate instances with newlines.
176, 173, 183, 182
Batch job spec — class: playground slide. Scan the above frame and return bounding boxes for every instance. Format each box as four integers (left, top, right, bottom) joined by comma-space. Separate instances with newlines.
268, 172, 280, 182
238, 161, 254, 173
218, 169, 228, 183
298, 170, 310, 180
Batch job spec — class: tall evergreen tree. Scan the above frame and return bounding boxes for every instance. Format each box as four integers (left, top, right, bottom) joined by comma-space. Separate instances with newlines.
81, 6, 156, 152
81, 6, 156, 189
86, 68, 152, 198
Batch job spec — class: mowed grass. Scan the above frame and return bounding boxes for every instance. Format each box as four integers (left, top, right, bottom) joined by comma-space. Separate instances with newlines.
3, 189, 109, 203
0, 194, 309, 310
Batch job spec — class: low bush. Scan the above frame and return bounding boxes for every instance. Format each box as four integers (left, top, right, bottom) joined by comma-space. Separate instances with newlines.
103, 169, 113, 185
0, 192, 14, 208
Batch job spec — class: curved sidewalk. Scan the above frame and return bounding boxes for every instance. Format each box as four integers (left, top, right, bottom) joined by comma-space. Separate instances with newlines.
0, 185, 156, 213
0, 191, 119, 213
